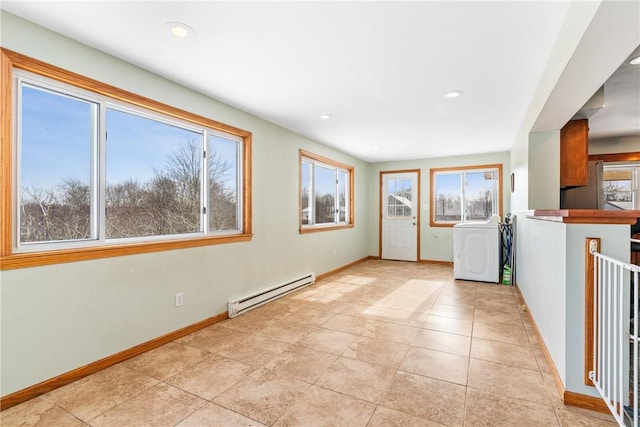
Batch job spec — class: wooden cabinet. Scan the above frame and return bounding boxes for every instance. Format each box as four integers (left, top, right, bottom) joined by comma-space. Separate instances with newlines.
560, 119, 589, 187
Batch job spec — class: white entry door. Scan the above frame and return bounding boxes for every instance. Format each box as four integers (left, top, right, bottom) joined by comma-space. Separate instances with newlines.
381, 171, 419, 261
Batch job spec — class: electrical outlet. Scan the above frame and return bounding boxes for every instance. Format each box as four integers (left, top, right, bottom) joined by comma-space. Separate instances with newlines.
175, 292, 184, 307
332, 249, 337, 258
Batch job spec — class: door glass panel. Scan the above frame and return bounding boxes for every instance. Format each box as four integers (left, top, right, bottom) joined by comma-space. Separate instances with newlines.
386, 178, 412, 218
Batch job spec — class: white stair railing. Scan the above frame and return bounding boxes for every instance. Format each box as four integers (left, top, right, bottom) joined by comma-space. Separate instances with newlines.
589, 240, 640, 427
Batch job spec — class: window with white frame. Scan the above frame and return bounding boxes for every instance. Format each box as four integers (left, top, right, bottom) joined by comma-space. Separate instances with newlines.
300, 150, 354, 232
603, 165, 637, 210
430, 164, 502, 226
10, 66, 249, 258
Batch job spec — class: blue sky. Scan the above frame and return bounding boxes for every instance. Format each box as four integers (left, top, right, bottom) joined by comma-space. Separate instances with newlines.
315, 164, 336, 197
20, 85, 93, 190
20, 84, 238, 193
465, 171, 494, 199
209, 134, 238, 194
435, 171, 494, 200
301, 162, 337, 198
386, 178, 412, 198
435, 173, 461, 197
106, 108, 202, 185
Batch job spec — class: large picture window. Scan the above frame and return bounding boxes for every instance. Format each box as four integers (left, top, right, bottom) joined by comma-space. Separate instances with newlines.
300, 150, 354, 233
1, 49, 252, 269
430, 164, 503, 226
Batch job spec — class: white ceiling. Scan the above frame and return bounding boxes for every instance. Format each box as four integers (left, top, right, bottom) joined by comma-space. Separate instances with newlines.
531, 0, 640, 144
1, 1, 637, 162
588, 45, 640, 141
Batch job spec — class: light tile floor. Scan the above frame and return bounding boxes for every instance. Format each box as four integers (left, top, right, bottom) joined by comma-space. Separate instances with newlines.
2, 260, 617, 426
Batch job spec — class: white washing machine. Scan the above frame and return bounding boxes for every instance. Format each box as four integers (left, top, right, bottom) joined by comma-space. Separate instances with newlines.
453, 215, 500, 283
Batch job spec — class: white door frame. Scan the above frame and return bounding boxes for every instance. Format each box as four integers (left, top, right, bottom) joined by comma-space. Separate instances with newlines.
379, 169, 420, 261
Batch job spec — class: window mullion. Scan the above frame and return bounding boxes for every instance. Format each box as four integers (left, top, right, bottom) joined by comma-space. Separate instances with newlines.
236, 138, 243, 231
493, 171, 498, 216
460, 173, 466, 222
202, 132, 208, 233
312, 169, 316, 225
96, 102, 106, 242
306, 162, 313, 226
344, 170, 349, 224
335, 169, 339, 223
14, 77, 24, 250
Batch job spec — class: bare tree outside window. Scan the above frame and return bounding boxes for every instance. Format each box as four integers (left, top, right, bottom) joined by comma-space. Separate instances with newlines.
20, 138, 237, 242
432, 166, 500, 224
299, 151, 353, 231
20, 180, 91, 242
208, 135, 239, 231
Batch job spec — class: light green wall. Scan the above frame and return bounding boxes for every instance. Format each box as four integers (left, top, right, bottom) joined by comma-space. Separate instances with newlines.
590, 136, 640, 155
528, 130, 560, 209
0, 12, 371, 396
516, 215, 631, 398
509, 1, 602, 212
367, 151, 511, 262
515, 216, 567, 385
510, 129, 530, 212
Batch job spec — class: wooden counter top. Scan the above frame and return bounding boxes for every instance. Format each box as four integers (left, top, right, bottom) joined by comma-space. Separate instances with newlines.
532, 209, 640, 225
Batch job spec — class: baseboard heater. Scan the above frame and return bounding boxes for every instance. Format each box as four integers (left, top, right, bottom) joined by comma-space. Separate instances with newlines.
228, 272, 316, 318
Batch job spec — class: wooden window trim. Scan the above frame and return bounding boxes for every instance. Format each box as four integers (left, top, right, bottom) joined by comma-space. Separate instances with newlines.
429, 163, 503, 227
299, 149, 354, 234
0, 48, 253, 270
588, 152, 640, 163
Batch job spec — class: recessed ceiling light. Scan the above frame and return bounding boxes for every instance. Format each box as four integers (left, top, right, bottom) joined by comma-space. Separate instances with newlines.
165, 22, 196, 38
630, 56, 640, 65
445, 90, 464, 98
319, 114, 332, 120
373, 145, 381, 150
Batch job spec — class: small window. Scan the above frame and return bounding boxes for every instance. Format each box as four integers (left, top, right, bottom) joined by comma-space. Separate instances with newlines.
300, 150, 354, 233
603, 166, 636, 210
430, 164, 502, 226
